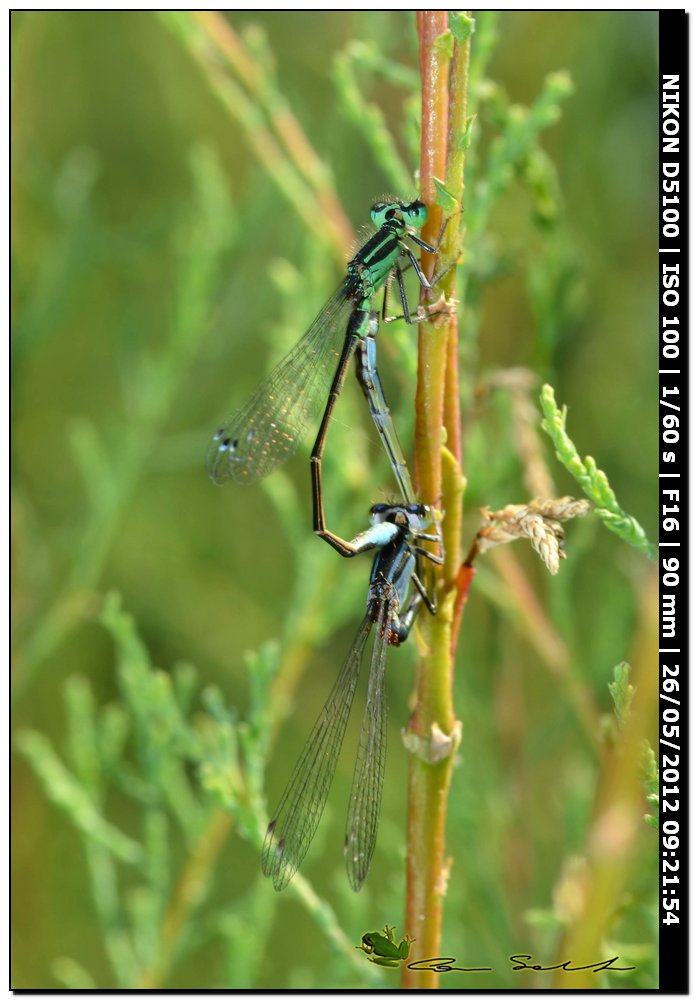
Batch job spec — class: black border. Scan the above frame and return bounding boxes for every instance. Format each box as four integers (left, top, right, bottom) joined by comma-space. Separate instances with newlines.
658, 8, 688, 995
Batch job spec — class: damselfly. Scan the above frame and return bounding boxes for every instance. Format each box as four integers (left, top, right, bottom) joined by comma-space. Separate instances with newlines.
207, 200, 438, 493
261, 502, 443, 892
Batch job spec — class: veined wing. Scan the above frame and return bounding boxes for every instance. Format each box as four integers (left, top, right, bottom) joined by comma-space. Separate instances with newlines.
207, 283, 355, 485
344, 596, 391, 891
261, 614, 371, 891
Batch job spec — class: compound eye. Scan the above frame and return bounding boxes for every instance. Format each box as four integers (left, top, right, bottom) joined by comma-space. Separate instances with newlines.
370, 202, 386, 225
370, 502, 389, 524
405, 199, 428, 227
370, 201, 397, 226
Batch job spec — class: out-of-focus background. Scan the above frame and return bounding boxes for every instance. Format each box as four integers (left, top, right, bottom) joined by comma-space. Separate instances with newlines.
12, 11, 658, 990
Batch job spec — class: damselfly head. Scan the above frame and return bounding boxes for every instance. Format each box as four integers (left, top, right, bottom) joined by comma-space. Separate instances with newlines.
370, 199, 427, 230
368, 501, 432, 533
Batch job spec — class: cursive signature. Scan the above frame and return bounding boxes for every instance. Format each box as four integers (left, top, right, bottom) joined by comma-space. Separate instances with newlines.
407, 958, 492, 973
406, 954, 635, 974
509, 954, 636, 973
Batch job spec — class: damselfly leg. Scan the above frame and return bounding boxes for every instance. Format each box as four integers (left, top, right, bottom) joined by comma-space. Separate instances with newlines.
311, 307, 419, 556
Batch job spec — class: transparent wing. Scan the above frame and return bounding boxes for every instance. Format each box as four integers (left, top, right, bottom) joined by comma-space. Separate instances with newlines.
261, 614, 371, 891
207, 283, 355, 485
344, 597, 391, 891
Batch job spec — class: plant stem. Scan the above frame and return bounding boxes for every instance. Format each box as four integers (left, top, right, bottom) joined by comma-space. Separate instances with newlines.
403, 11, 471, 990
551, 570, 658, 987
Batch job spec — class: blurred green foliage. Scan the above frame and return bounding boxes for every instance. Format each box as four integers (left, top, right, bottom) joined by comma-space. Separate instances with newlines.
12, 11, 658, 989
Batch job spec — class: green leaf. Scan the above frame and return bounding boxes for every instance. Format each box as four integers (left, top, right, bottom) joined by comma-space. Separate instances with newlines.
433, 177, 459, 214
608, 662, 634, 727
433, 29, 454, 59
449, 11, 475, 44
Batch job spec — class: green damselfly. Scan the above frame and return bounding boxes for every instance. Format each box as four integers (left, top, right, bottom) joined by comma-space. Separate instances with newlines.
207, 200, 438, 500
261, 502, 443, 892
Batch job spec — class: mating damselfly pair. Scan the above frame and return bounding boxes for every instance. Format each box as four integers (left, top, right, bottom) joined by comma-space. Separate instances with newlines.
208, 199, 448, 891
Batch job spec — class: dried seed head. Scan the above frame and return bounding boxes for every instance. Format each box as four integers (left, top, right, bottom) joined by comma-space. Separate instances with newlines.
475, 497, 591, 574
